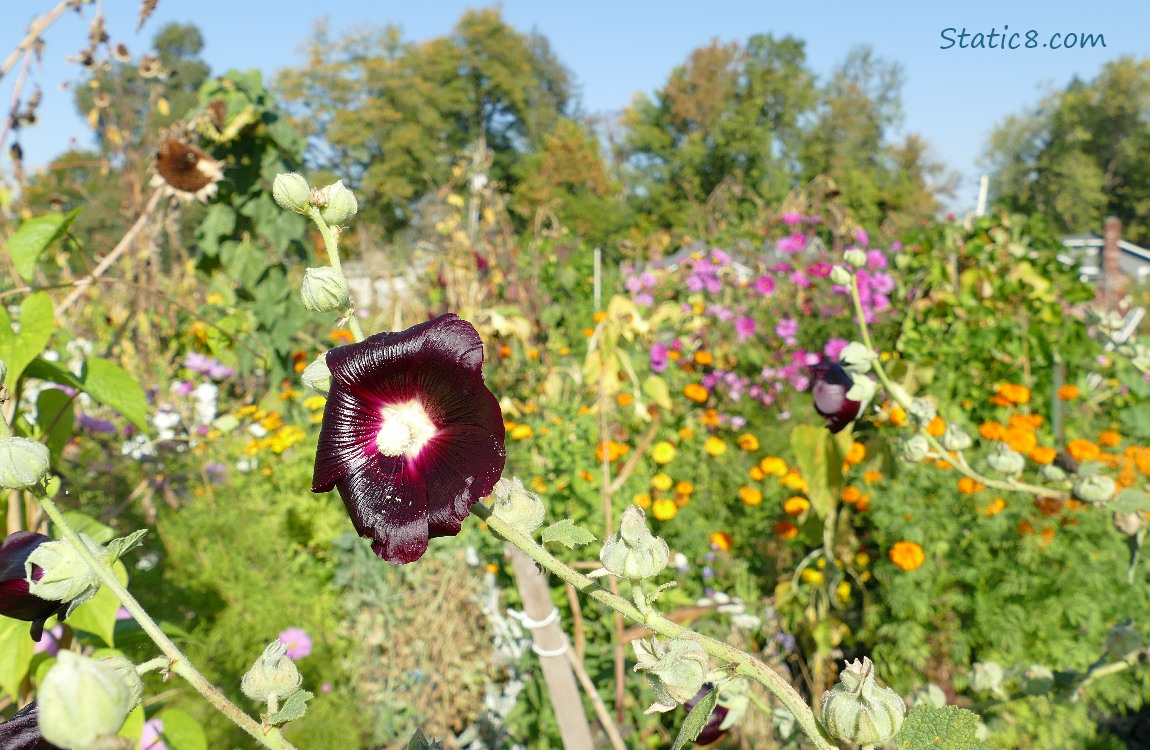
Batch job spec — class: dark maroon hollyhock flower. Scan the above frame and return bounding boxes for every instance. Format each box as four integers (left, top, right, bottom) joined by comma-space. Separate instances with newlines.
684, 684, 730, 746
0, 533, 68, 642
809, 362, 860, 434
0, 702, 61, 750
312, 314, 506, 564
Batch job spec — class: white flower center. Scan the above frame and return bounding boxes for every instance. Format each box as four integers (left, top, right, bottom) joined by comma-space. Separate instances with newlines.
375, 400, 436, 457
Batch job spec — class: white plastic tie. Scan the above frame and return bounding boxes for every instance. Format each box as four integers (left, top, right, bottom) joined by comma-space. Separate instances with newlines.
532, 641, 570, 658
508, 607, 560, 630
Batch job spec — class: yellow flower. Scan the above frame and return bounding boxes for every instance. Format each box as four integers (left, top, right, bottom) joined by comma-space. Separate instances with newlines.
279, 388, 301, 401
303, 395, 327, 411
675, 480, 694, 495
749, 466, 765, 481
651, 473, 673, 491
736, 433, 760, 451
632, 492, 652, 509
684, 384, 709, 403
709, 531, 732, 551
704, 437, 727, 456
759, 456, 788, 476
651, 441, 676, 464
678, 426, 695, 441
854, 552, 870, 567
982, 497, 1007, 516
780, 471, 807, 492
260, 412, 283, 431
889, 406, 907, 426
652, 498, 678, 520
801, 569, 825, 585
510, 424, 534, 440
783, 496, 810, 516
889, 541, 925, 571
836, 581, 852, 602
738, 486, 762, 506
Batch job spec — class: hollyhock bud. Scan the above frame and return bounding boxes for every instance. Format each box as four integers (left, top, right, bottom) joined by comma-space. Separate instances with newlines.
1074, 474, 1116, 504
818, 657, 905, 745
599, 505, 669, 580
491, 477, 545, 535
829, 266, 852, 285
843, 249, 867, 268
941, 424, 973, 452
272, 173, 311, 214
1020, 664, 1054, 695
0, 438, 51, 490
907, 398, 936, 425
300, 267, 351, 313
38, 651, 135, 750
838, 342, 877, 374
0, 532, 70, 641
970, 661, 1004, 693
315, 181, 358, 225
1040, 463, 1068, 482
986, 443, 1025, 476
241, 641, 302, 703
300, 355, 331, 396
633, 637, 708, 713
900, 435, 930, 463
26, 535, 107, 620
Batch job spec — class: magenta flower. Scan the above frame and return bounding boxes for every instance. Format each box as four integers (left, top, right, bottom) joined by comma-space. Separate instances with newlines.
0, 532, 70, 641
311, 314, 506, 564
753, 275, 775, 296
823, 339, 849, 360
650, 342, 669, 373
279, 627, 313, 659
0, 701, 60, 750
777, 232, 807, 254
781, 211, 803, 226
734, 316, 756, 342
809, 362, 861, 433
140, 718, 166, 750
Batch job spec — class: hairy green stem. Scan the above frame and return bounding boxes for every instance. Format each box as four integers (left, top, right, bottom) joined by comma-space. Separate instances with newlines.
306, 206, 365, 343
37, 495, 297, 750
472, 505, 840, 750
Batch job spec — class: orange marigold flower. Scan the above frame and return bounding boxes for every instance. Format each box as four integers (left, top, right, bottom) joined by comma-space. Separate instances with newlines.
694, 351, 714, 366
783, 496, 811, 516
1067, 439, 1100, 462
331, 328, 355, 344
709, 531, 733, 551
998, 383, 1031, 405
749, 466, 766, 481
593, 311, 607, 323
737, 433, 760, 451
957, 477, 984, 494
855, 494, 871, 512
679, 426, 696, 441
704, 436, 727, 456
845, 442, 866, 464
701, 409, 720, 426
498, 345, 512, 358
889, 541, 925, 571
982, 497, 1007, 516
841, 486, 862, 504
668, 350, 681, 361
935, 459, 952, 470
925, 416, 946, 437
684, 384, 709, 403
617, 393, 634, 407
1058, 384, 1080, 400
1003, 426, 1037, 454
979, 421, 1006, 441
675, 480, 694, 495
759, 456, 788, 476
738, 486, 763, 506
780, 471, 807, 492
863, 470, 883, 483
988, 394, 1012, 407
1029, 446, 1057, 464
1099, 430, 1122, 447
774, 520, 798, 539
889, 406, 907, 426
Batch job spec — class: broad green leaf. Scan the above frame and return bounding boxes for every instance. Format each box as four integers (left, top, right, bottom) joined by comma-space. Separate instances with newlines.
58, 511, 115, 543
642, 375, 672, 409
892, 705, 997, 750
268, 689, 313, 724
66, 560, 128, 647
671, 686, 718, 750
541, 519, 597, 548
789, 425, 842, 518
118, 704, 145, 744
35, 388, 75, 462
1120, 404, 1150, 440
7, 208, 81, 281
0, 292, 56, 390
156, 708, 208, 750
79, 358, 148, 431
0, 616, 34, 699
1114, 489, 1150, 514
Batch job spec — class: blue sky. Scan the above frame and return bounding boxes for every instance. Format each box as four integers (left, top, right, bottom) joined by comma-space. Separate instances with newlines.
2, 1, 1145, 213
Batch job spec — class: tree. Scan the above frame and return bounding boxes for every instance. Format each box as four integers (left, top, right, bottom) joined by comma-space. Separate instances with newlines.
984, 57, 1150, 245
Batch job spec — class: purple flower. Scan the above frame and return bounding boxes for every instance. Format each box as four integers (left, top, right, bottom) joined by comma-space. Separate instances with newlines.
279, 627, 313, 659
683, 685, 730, 746
650, 343, 669, 373
205, 362, 234, 380
809, 362, 861, 434
140, 718, 166, 750
0, 702, 61, 750
734, 316, 756, 342
823, 339, 849, 360
76, 413, 117, 434
866, 249, 888, 270
753, 276, 775, 296
775, 318, 798, 341
790, 271, 810, 289
115, 606, 133, 620
182, 352, 211, 372
0, 533, 70, 641
312, 314, 506, 564
172, 380, 195, 397
854, 229, 869, 246
781, 211, 803, 226
32, 625, 62, 657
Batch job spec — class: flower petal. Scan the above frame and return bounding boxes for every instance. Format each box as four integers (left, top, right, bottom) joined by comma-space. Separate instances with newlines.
337, 454, 430, 564
419, 424, 506, 538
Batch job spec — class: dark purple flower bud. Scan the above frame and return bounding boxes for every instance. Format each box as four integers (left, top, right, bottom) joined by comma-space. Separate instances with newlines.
684, 684, 729, 746
809, 362, 860, 434
312, 314, 506, 564
0, 533, 69, 641
0, 702, 62, 750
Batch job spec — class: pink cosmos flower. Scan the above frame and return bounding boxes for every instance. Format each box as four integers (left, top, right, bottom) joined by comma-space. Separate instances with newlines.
734, 316, 756, 342
753, 276, 775, 296
140, 718, 166, 750
781, 211, 803, 226
823, 339, 849, 360
777, 233, 806, 254
279, 627, 313, 659
311, 314, 506, 564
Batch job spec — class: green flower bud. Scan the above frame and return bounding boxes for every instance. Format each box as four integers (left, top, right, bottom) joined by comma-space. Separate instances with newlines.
315, 181, 358, 225
907, 398, 936, 426
272, 173, 311, 214
633, 637, 708, 713
910, 683, 946, 708
300, 267, 351, 313
99, 655, 144, 713
0, 437, 51, 490
970, 661, 1004, 693
844, 249, 867, 268
900, 434, 930, 463
241, 640, 303, 703
1040, 462, 1068, 482
818, 657, 905, 746
941, 424, 973, 452
491, 477, 545, 535
38, 651, 134, 750
845, 376, 877, 415
839, 342, 877, 374
27, 534, 107, 618
1105, 621, 1142, 659
1074, 474, 1116, 503
829, 266, 852, 285
1020, 664, 1054, 695
301, 355, 332, 396
1114, 511, 1143, 536
599, 505, 669, 580
986, 442, 1025, 476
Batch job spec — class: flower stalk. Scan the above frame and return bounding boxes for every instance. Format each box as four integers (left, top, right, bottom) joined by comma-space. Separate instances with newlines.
305, 205, 364, 343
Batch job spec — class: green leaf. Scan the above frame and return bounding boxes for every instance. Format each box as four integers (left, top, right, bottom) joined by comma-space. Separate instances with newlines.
1120, 403, 1150, 440
105, 529, 149, 562
642, 375, 672, 409
58, 511, 114, 543
268, 689, 313, 724
156, 708, 208, 750
789, 425, 842, 518
541, 519, 597, 548
0, 617, 34, 699
66, 560, 128, 647
1114, 489, 1150, 514
7, 208, 81, 281
35, 388, 76, 462
78, 358, 148, 431
892, 705, 997, 750
671, 686, 718, 750
0, 292, 56, 390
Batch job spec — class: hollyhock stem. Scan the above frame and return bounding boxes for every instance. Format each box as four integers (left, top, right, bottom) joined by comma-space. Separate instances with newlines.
845, 276, 1067, 500
306, 206, 365, 343
472, 504, 839, 750
35, 494, 298, 750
